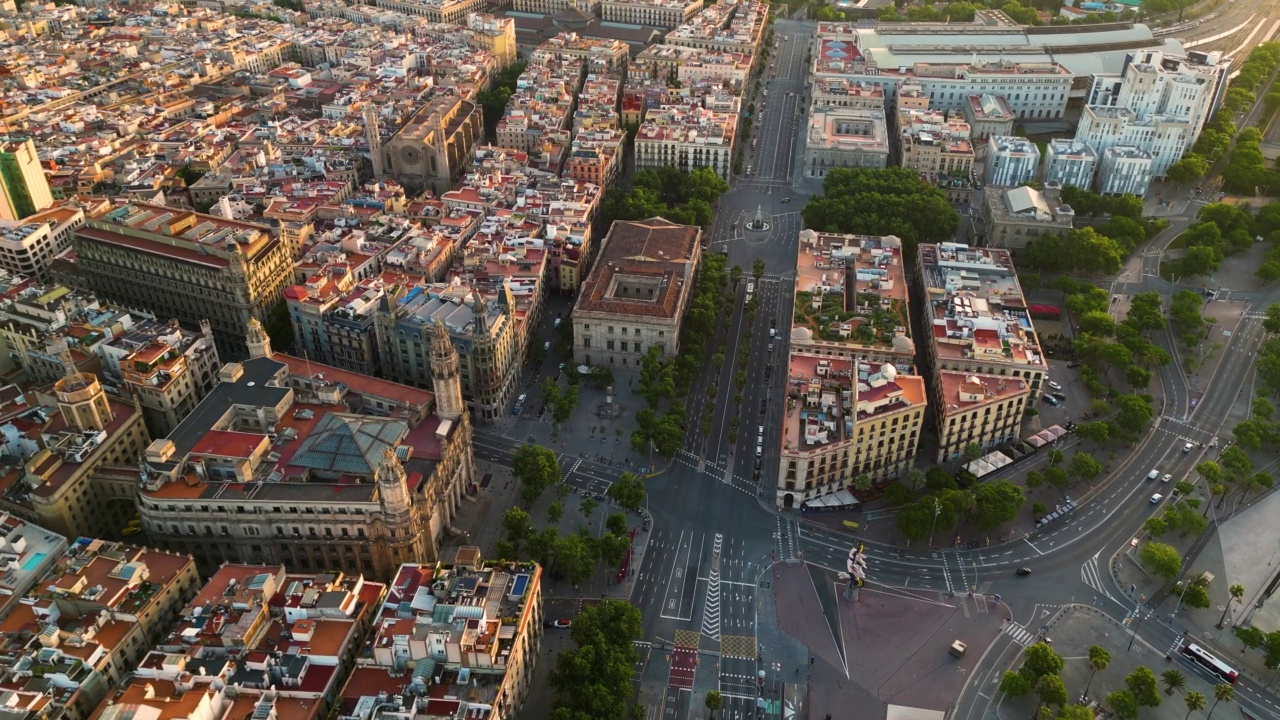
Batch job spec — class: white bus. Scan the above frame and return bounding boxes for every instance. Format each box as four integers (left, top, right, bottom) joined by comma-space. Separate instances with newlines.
1181, 643, 1238, 685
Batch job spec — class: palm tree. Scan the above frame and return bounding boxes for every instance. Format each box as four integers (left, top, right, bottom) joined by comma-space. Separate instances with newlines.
704, 690, 723, 719
1047, 448, 1064, 467
1205, 683, 1235, 720
1218, 584, 1246, 628
1184, 691, 1206, 720
1084, 645, 1111, 698
1162, 669, 1187, 695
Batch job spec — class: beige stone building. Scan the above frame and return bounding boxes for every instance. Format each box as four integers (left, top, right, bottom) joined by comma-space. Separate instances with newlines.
372, 0, 489, 24
376, 284, 520, 423
71, 203, 294, 360
572, 218, 700, 368
383, 95, 482, 195
601, 0, 703, 27
802, 107, 890, 179
915, 243, 1048, 462
20, 367, 151, 541
99, 319, 222, 439
136, 323, 474, 580
980, 185, 1075, 250
776, 354, 926, 509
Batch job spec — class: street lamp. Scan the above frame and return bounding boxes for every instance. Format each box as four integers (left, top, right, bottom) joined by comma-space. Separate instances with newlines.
928, 497, 941, 548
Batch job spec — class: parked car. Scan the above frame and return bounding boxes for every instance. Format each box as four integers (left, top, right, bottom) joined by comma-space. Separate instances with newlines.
1047, 381, 1063, 391
1042, 394, 1059, 406
1051, 392, 1067, 401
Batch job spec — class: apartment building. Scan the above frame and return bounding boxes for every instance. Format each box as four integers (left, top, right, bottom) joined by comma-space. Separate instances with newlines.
1084, 50, 1227, 160
802, 107, 890, 179
339, 556, 543, 720
1097, 145, 1155, 196
573, 217, 701, 367
376, 284, 520, 423
790, 230, 916, 372
286, 268, 400, 378
601, 0, 704, 28
98, 318, 223, 439
72, 203, 294, 360
0, 206, 85, 281
117, 563, 385, 720
531, 33, 630, 74
980, 185, 1075, 250
897, 108, 974, 201
663, 0, 765, 54
0, 279, 118, 384
0, 137, 54, 221
0, 511, 66, 619
136, 322, 474, 579
916, 243, 1048, 462
0, 539, 199, 720
17, 367, 150, 541
962, 94, 1015, 140
986, 136, 1041, 188
383, 94, 482, 195
776, 355, 926, 509
634, 102, 737, 180
1075, 105, 1191, 181
1043, 139, 1098, 190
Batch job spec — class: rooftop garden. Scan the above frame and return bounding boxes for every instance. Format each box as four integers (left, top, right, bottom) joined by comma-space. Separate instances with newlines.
794, 290, 909, 345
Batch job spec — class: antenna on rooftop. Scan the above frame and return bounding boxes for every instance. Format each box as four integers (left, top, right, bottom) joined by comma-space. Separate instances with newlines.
50, 337, 89, 391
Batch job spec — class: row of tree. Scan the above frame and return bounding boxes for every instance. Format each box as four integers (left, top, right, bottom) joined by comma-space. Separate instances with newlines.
1168, 43, 1280, 183
801, 167, 959, 262
550, 600, 643, 720
891, 467, 1028, 541
1003, 642, 1235, 720
1174, 202, 1258, 279
632, 251, 731, 457
599, 166, 730, 231
540, 377, 580, 426
475, 62, 527, 140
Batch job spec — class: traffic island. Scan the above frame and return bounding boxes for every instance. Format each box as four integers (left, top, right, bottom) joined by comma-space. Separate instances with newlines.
770, 562, 1003, 718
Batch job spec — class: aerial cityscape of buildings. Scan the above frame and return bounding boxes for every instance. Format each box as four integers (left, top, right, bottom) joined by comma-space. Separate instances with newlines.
0, 0, 1259, 714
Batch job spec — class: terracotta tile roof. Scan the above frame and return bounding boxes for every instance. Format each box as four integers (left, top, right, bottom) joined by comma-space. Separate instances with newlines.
574, 217, 699, 320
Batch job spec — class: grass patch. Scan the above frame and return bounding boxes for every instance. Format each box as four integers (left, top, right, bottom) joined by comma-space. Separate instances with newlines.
1159, 259, 1181, 283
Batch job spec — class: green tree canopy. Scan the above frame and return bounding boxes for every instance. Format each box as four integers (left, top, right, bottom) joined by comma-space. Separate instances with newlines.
801, 167, 959, 260
512, 444, 561, 505
1139, 541, 1183, 580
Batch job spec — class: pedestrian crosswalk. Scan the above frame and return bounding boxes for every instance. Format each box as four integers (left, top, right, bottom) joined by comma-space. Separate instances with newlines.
1004, 622, 1035, 646
1080, 552, 1116, 602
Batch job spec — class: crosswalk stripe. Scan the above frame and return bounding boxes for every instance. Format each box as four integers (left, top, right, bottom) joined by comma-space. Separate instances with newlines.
1004, 622, 1034, 646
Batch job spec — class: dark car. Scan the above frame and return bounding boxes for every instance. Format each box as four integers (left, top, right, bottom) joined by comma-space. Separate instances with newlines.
1051, 392, 1067, 401
1016, 567, 1032, 576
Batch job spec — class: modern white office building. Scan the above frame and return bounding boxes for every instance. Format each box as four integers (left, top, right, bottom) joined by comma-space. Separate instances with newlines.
1097, 146, 1154, 196
1076, 50, 1227, 183
1043, 139, 1098, 190
986, 136, 1041, 188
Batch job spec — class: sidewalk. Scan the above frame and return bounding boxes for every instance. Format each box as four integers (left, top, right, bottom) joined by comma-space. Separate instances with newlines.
1110, 486, 1280, 687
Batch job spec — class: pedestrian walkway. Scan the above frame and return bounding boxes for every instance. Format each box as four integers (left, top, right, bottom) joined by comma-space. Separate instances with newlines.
1004, 621, 1035, 646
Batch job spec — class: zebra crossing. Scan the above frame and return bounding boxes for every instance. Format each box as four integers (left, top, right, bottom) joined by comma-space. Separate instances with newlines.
701, 534, 723, 640
1081, 551, 1116, 602
1004, 622, 1035, 646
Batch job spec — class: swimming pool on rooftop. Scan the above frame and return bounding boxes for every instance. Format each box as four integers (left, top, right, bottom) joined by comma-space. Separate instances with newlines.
21, 552, 47, 572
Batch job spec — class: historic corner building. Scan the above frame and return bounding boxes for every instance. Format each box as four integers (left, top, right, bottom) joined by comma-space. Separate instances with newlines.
136, 319, 476, 580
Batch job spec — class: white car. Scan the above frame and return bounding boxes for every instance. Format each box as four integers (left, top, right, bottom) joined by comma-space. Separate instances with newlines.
1150, 493, 1164, 504
755, 445, 763, 457
1183, 442, 1194, 453
1161, 474, 1173, 483
1047, 381, 1062, 391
